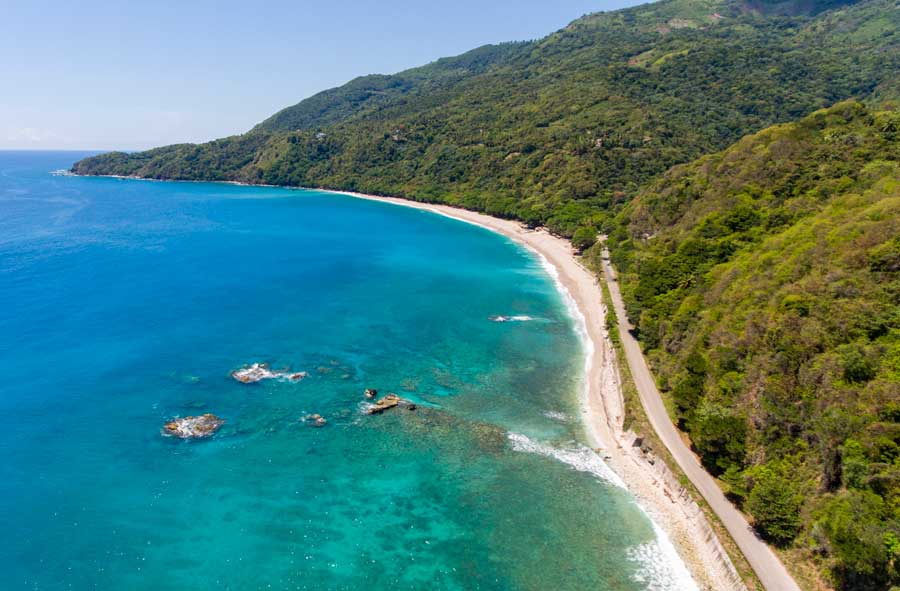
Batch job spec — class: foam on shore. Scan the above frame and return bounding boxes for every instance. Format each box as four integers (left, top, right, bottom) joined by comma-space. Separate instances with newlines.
628, 520, 701, 591
508, 432, 699, 591
523, 248, 700, 591
507, 431, 626, 489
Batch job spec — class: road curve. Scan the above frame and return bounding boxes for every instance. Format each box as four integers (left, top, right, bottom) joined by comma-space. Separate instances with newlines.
599, 247, 801, 591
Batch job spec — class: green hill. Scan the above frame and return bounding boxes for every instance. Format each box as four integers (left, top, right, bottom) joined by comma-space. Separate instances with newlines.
608, 101, 900, 589
72, 3, 900, 587
72, 0, 899, 238
251, 42, 530, 134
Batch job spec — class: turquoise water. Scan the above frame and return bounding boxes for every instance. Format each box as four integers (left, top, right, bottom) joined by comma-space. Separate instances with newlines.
0, 152, 694, 591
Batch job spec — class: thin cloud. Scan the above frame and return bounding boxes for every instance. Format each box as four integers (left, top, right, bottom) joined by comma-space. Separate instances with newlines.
6, 127, 71, 145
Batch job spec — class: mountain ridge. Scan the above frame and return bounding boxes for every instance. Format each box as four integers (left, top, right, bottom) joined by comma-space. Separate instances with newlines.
69, 0, 900, 588
72, 0, 899, 238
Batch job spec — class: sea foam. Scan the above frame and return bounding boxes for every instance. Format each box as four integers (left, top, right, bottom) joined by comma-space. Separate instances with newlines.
231, 363, 307, 384
507, 432, 626, 489
488, 314, 535, 322
628, 520, 700, 591
507, 432, 699, 591
519, 249, 699, 591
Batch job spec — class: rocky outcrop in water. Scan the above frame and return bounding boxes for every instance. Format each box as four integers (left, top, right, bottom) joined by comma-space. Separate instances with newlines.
367, 393, 416, 414
163, 414, 225, 438
302, 413, 327, 427
232, 363, 307, 384
364, 388, 377, 399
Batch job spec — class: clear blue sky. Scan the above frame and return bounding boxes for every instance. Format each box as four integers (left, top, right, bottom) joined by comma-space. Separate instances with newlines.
1, 0, 645, 150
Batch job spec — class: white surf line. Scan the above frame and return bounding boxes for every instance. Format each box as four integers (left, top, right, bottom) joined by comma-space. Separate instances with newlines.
527, 250, 700, 591
323, 189, 700, 590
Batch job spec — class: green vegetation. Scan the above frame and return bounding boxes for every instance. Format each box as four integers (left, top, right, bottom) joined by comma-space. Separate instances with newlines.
745, 465, 803, 545
585, 243, 765, 589
71, 0, 900, 587
73, 0, 898, 238
608, 101, 900, 589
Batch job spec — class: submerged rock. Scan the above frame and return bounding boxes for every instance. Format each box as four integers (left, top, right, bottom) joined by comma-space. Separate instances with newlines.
231, 363, 307, 384
163, 414, 225, 439
364, 388, 378, 399
301, 413, 327, 427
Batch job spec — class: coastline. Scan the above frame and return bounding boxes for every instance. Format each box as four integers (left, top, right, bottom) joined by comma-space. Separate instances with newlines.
325, 190, 746, 591
69, 174, 743, 589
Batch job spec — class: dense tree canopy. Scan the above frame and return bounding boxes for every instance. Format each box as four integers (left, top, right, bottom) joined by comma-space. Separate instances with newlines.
71, 0, 900, 587
609, 101, 900, 589
73, 0, 899, 238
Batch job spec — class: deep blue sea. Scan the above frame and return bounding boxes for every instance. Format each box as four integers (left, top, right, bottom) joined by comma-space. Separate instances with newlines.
0, 151, 695, 591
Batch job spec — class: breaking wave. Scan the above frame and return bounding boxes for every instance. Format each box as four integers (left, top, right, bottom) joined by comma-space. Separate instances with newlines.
488, 314, 535, 322
627, 520, 699, 591
507, 432, 699, 591
507, 432, 625, 489
542, 410, 569, 421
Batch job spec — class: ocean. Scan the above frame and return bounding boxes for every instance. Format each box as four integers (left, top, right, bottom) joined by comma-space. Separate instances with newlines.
0, 151, 695, 590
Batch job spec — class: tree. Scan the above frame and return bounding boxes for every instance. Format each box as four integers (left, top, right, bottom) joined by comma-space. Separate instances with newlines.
815, 490, 898, 589
841, 438, 870, 490
691, 401, 747, 476
746, 466, 802, 546
571, 227, 597, 253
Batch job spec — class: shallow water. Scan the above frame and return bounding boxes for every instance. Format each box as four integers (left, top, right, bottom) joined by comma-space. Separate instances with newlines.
0, 152, 695, 590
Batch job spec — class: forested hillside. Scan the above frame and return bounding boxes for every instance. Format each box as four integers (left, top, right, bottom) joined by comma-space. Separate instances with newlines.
72, 3, 900, 587
608, 101, 900, 590
73, 0, 899, 238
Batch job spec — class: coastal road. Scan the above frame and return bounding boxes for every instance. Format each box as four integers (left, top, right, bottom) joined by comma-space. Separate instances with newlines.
599, 247, 801, 591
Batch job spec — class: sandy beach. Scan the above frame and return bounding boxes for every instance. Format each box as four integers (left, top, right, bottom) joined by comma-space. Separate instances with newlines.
329, 191, 747, 591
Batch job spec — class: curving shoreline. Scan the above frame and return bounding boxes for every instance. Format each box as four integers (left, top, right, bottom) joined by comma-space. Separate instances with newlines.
326, 190, 747, 591
70, 174, 742, 589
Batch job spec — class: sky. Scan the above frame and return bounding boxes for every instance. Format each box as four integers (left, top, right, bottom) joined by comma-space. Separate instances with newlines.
0, 0, 645, 150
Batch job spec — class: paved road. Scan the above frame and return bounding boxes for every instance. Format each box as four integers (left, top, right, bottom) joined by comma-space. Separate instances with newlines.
599, 247, 801, 591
